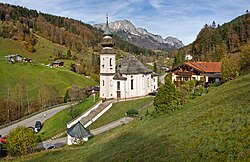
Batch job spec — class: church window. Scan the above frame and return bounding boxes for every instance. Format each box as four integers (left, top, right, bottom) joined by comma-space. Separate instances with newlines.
102, 80, 104, 86
117, 81, 120, 90
110, 58, 112, 66
102, 58, 105, 69
131, 79, 134, 90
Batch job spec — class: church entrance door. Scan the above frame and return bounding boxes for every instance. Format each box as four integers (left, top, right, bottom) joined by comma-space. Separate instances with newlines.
117, 91, 121, 98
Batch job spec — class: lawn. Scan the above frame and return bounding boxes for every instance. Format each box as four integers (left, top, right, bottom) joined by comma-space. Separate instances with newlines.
15, 72, 250, 162
38, 95, 100, 141
88, 97, 154, 129
0, 37, 98, 98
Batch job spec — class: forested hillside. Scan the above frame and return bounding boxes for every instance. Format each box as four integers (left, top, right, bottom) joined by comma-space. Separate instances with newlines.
0, 3, 158, 125
173, 12, 250, 65
0, 3, 155, 55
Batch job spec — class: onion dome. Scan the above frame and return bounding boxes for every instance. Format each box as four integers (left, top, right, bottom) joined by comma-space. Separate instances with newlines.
101, 14, 115, 48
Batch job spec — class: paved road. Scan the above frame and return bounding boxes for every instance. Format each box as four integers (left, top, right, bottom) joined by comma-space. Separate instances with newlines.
0, 104, 74, 136
37, 117, 134, 148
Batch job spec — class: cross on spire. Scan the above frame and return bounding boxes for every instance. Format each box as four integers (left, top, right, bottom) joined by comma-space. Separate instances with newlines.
103, 13, 112, 36
106, 13, 109, 27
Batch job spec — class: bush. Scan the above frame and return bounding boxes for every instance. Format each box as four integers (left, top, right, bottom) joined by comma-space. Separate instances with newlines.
154, 79, 182, 114
7, 126, 38, 156
126, 109, 138, 117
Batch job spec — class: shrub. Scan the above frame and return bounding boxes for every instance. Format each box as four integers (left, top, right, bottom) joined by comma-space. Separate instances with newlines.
154, 79, 182, 114
7, 126, 38, 156
126, 109, 138, 117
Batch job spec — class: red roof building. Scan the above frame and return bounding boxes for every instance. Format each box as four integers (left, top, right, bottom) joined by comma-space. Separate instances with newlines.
169, 62, 222, 85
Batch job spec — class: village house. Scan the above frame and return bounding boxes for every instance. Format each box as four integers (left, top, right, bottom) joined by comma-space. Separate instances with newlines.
169, 62, 222, 85
50, 61, 64, 67
100, 16, 158, 99
5, 54, 32, 63
185, 54, 193, 61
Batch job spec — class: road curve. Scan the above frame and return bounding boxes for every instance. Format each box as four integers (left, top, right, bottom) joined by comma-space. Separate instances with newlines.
0, 104, 73, 136
37, 117, 134, 148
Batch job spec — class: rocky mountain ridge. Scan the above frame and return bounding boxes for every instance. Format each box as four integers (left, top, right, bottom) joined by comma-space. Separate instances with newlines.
94, 19, 184, 51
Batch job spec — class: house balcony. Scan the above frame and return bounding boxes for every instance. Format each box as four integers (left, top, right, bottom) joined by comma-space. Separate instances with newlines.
176, 72, 192, 77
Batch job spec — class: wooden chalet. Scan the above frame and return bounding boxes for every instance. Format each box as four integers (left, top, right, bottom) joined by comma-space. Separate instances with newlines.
169, 62, 222, 85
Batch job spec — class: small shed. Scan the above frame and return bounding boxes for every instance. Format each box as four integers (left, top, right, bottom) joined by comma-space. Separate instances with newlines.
67, 121, 92, 145
50, 61, 64, 67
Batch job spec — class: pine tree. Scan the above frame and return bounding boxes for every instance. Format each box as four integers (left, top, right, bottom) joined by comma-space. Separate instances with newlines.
154, 79, 182, 114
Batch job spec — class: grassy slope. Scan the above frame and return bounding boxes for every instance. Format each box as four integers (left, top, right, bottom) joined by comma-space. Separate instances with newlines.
18, 73, 250, 161
88, 97, 154, 129
38, 96, 100, 141
0, 37, 97, 97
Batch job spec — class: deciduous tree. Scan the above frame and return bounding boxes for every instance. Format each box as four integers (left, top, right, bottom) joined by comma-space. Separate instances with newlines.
7, 126, 38, 156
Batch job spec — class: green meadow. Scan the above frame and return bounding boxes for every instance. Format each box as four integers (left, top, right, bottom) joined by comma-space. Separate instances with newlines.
0, 37, 97, 98
16, 73, 249, 161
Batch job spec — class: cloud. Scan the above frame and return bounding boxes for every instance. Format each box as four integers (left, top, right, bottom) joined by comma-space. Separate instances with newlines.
1, 0, 250, 45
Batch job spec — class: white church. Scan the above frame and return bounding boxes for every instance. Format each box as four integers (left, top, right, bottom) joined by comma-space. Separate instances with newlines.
100, 16, 158, 99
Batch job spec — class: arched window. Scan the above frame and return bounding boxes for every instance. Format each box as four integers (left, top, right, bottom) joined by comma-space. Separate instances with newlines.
131, 79, 134, 90
110, 58, 112, 66
117, 81, 120, 90
102, 80, 105, 86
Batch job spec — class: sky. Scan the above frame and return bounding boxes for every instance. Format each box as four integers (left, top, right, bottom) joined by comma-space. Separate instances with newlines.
1, 0, 249, 45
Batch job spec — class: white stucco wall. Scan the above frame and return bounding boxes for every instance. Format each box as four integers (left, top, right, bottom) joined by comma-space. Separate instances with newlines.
67, 134, 89, 145
67, 100, 102, 128
100, 53, 116, 74
100, 49, 116, 99
100, 75, 116, 99
171, 73, 209, 83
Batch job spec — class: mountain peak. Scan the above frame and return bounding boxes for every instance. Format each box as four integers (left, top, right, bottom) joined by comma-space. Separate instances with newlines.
93, 19, 184, 50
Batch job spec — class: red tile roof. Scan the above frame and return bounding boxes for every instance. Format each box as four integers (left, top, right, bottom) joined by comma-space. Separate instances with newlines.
186, 62, 221, 73
170, 62, 222, 73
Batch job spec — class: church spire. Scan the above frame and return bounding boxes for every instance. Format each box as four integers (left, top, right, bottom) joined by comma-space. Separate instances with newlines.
101, 14, 114, 48
103, 13, 112, 36
106, 13, 108, 28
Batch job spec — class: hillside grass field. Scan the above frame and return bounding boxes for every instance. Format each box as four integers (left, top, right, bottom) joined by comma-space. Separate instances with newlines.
13, 71, 250, 161
0, 37, 98, 98
38, 95, 100, 141
88, 97, 154, 129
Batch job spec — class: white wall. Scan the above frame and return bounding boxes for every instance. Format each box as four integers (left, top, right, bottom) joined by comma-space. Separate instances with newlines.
100, 53, 116, 74
120, 73, 156, 98
84, 102, 112, 127
67, 100, 102, 128
100, 75, 116, 99
67, 134, 89, 145
100, 49, 116, 99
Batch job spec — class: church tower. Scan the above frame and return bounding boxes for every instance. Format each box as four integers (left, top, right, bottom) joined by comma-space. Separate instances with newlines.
100, 14, 116, 99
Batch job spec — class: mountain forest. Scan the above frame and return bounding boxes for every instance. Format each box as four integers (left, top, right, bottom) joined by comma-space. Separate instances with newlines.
173, 12, 250, 65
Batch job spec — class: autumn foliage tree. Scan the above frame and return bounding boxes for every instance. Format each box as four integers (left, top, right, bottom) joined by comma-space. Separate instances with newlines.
7, 126, 38, 156
221, 44, 250, 82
